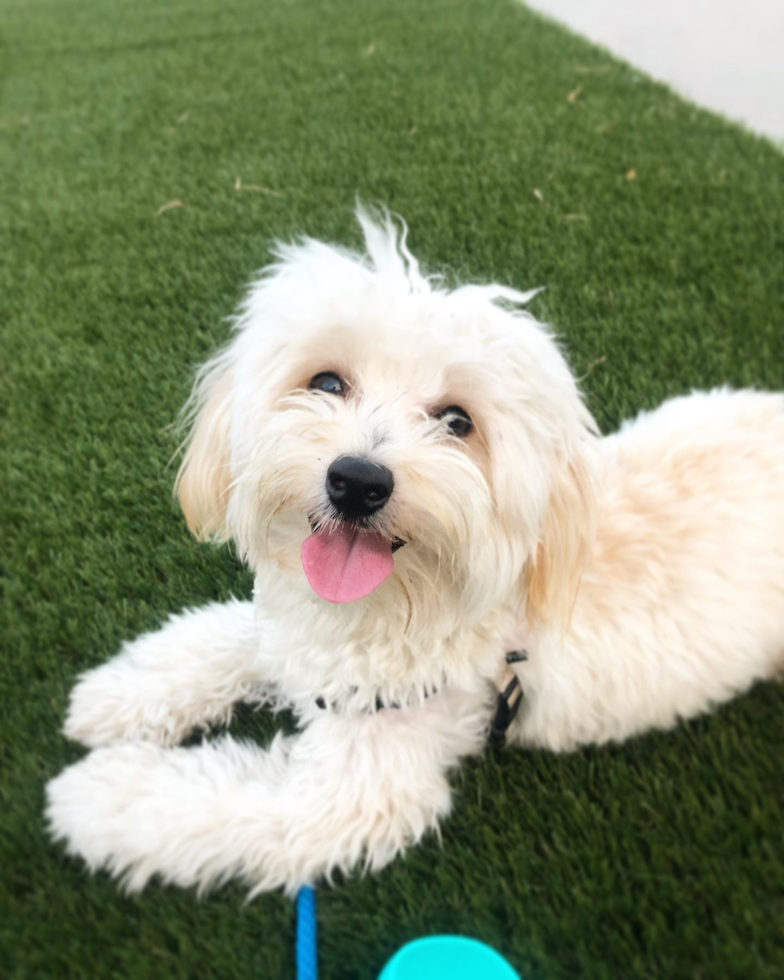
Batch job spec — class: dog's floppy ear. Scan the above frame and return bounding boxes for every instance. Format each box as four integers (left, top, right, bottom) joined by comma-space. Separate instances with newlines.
175, 358, 233, 542
525, 444, 597, 631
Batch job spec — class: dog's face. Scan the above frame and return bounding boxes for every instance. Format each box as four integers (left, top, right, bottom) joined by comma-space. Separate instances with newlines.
178, 211, 597, 633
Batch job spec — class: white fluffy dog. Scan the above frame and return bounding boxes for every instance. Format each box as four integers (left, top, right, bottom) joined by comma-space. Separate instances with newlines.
47, 209, 784, 897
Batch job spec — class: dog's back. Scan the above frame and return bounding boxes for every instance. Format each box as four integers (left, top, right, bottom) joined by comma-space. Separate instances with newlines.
515, 388, 784, 751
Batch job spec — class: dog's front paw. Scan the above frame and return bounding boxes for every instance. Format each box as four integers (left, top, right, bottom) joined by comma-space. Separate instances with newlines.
64, 663, 178, 747
63, 659, 233, 748
64, 664, 136, 747
45, 739, 285, 895
46, 743, 171, 889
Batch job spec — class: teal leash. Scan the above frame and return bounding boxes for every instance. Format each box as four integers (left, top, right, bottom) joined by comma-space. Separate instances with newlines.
296, 887, 318, 980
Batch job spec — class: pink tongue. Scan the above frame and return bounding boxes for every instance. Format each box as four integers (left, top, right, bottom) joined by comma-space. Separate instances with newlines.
301, 526, 394, 603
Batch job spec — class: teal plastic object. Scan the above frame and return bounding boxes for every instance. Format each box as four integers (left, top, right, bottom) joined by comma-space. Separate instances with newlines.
379, 936, 520, 979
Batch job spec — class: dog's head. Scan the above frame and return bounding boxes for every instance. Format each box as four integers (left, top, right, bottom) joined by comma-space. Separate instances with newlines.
177, 209, 597, 633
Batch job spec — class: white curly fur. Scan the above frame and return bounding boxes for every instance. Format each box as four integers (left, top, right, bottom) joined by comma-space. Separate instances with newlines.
47, 209, 784, 896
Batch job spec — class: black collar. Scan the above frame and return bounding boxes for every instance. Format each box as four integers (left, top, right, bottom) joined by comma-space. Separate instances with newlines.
315, 649, 527, 746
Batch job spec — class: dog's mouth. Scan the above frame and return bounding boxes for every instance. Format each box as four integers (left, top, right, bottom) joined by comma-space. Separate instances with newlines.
302, 518, 405, 604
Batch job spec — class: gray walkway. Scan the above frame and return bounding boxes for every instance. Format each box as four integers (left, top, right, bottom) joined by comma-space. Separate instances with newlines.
527, 0, 784, 143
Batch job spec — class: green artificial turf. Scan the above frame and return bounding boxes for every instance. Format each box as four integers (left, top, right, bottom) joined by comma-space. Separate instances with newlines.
2, 0, 784, 976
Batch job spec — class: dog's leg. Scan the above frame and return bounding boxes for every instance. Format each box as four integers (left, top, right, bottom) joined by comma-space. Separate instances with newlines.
47, 688, 490, 895
64, 600, 267, 748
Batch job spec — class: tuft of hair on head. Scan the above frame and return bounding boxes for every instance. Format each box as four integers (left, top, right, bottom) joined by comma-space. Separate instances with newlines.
355, 202, 432, 295
355, 203, 545, 321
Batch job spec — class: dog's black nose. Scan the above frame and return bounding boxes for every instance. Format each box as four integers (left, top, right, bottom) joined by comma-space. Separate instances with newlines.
326, 456, 394, 520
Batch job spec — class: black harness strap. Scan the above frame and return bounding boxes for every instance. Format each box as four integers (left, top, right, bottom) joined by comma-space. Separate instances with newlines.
489, 649, 527, 745
489, 672, 524, 746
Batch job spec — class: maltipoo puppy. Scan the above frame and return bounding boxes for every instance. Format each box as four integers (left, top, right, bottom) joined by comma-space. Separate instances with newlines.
47, 209, 784, 896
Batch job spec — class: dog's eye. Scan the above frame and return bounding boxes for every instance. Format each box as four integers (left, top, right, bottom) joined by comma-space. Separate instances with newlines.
435, 405, 473, 438
309, 372, 346, 397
